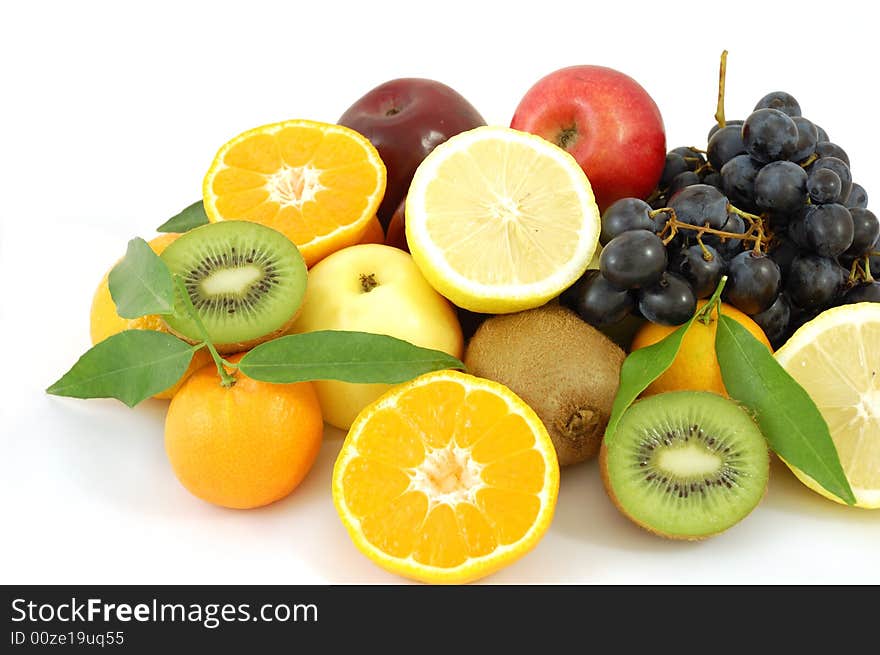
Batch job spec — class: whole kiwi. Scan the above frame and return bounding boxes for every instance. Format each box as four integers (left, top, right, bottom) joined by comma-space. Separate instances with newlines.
464, 305, 624, 466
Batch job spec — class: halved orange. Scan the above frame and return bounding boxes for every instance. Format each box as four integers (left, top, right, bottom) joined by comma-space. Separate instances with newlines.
203, 120, 386, 267
332, 370, 559, 584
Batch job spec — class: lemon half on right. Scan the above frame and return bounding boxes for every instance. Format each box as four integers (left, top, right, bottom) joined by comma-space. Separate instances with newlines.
405, 126, 600, 314
774, 302, 880, 508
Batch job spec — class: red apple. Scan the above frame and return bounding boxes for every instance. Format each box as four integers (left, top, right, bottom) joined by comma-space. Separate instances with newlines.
510, 66, 665, 212
339, 78, 486, 229
384, 195, 408, 252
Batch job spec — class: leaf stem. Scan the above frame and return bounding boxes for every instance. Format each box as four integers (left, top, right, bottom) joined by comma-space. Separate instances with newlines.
172, 275, 237, 387
695, 275, 728, 325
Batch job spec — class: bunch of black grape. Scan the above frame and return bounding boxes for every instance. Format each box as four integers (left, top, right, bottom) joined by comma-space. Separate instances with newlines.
562, 91, 879, 348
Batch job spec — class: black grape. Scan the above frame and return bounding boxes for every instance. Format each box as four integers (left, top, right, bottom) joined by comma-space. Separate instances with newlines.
754, 91, 801, 117
670, 146, 706, 172
742, 108, 799, 163
810, 157, 852, 200
660, 152, 690, 189
707, 125, 746, 170
807, 168, 842, 205
707, 119, 743, 141
754, 161, 807, 214
845, 183, 868, 209
846, 208, 880, 256
637, 273, 697, 326
785, 254, 847, 310
789, 116, 819, 162
600, 198, 656, 245
815, 142, 849, 165
720, 154, 761, 211
842, 282, 880, 304
803, 203, 854, 257
668, 171, 701, 198
751, 294, 792, 348
568, 270, 635, 326
668, 184, 729, 230
723, 251, 781, 314
674, 244, 727, 298
600, 230, 668, 290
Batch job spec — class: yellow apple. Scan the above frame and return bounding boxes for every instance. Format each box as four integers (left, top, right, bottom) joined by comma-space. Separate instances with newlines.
291, 243, 463, 430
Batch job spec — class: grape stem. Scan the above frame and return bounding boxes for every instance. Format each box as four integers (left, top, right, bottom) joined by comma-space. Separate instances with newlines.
799, 153, 819, 169
695, 275, 729, 326
173, 275, 238, 388
655, 204, 771, 254
849, 253, 878, 284
714, 50, 728, 128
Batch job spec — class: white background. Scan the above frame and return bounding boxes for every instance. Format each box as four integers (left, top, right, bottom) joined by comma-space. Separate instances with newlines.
1, 0, 877, 584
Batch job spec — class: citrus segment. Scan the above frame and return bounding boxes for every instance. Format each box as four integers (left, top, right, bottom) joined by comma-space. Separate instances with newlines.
332, 370, 559, 583
204, 120, 386, 267
405, 126, 600, 313
774, 303, 880, 508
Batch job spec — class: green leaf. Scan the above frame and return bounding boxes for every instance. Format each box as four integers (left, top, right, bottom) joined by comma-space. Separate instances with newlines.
238, 331, 465, 384
47, 330, 199, 407
108, 237, 175, 318
156, 200, 209, 233
604, 315, 697, 444
715, 315, 856, 505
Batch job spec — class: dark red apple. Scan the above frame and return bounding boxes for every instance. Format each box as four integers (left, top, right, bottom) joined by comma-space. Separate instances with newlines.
339, 78, 486, 229
384, 196, 408, 252
510, 66, 665, 212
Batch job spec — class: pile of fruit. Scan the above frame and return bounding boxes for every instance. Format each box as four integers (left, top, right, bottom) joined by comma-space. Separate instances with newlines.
49, 53, 879, 584
565, 54, 878, 350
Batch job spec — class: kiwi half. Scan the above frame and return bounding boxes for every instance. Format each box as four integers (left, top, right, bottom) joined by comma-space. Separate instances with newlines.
600, 391, 769, 540
160, 221, 307, 353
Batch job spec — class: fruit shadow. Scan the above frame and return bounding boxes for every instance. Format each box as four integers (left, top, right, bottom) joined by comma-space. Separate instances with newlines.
549, 459, 699, 554
764, 456, 879, 524
292, 429, 410, 584
40, 396, 176, 515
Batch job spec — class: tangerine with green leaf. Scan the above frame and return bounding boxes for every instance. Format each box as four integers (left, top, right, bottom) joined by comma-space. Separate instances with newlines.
630, 300, 771, 396
165, 353, 323, 509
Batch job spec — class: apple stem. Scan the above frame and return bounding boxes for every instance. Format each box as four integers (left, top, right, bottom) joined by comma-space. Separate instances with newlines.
714, 50, 728, 129
556, 126, 578, 150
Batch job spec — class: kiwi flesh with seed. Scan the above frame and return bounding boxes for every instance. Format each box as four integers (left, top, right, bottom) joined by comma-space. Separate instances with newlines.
464, 305, 625, 466
600, 391, 769, 540
160, 221, 307, 353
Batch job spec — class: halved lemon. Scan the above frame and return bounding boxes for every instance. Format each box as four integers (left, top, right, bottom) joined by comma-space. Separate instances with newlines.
203, 119, 386, 267
332, 370, 560, 584
774, 302, 880, 508
405, 126, 600, 313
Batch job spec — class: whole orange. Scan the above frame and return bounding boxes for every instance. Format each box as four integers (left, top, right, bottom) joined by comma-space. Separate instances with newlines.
630, 301, 771, 396
164, 353, 323, 509
89, 233, 211, 399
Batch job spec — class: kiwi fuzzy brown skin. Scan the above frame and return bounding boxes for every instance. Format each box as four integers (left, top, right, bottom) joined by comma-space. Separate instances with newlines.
464, 305, 625, 466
